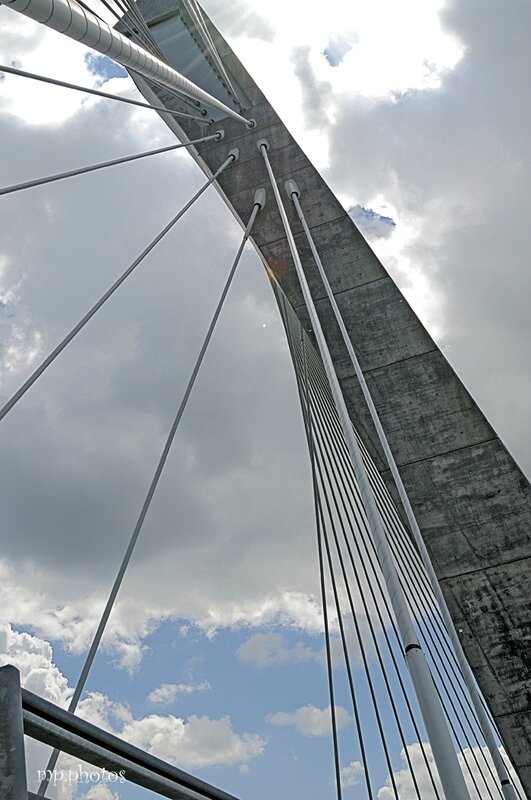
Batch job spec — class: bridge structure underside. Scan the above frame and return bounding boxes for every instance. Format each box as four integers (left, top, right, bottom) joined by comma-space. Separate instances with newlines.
124, 0, 531, 791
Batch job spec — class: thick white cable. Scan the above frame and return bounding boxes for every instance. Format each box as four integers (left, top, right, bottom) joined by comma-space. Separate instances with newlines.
1, 0, 255, 126
259, 140, 471, 800
287, 182, 517, 800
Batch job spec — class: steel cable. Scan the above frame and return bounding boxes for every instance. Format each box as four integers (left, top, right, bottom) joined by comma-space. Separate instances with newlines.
0, 132, 223, 196
298, 324, 343, 800
287, 184, 515, 799
278, 298, 374, 799
0, 64, 210, 122
183, 0, 241, 106
299, 333, 503, 798
0, 151, 237, 424
280, 298, 438, 798
294, 316, 408, 797
36, 187, 264, 797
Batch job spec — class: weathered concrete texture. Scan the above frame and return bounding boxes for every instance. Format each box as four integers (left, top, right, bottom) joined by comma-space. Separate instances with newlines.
444, 559, 531, 780
135, 2, 531, 791
392, 440, 531, 579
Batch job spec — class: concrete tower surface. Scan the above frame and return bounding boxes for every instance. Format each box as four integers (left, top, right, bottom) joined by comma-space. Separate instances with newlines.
127, 0, 531, 791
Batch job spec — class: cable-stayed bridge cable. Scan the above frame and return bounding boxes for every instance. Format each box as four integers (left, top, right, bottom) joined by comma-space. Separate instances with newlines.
122, 0, 165, 58
2, 0, 255, 125
300, 345, 404, 796
0, 132, 223, 196
259, 138, 471, 800
36, 186, 265, 797
280, 297, 437, 798
182, 0, 241, 106
284, 248, 504, 756
286, 181, 518, 800
77, 0, 148, 50
0, 64, 212, 122
278, 297, 374, 799
0, 150, 237, 425
297, 327, 507, 797
298, 324, 501, 797
129, 68, 213, 118
313, 420, 418, 798
301, 340, 493, 761
299, 327, 343, 800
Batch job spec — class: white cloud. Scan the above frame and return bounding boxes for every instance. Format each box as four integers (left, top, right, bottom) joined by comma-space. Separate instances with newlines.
148, 681, 211, 704
236, 630, 350, 670
0, 624, 129, 797
76, 691, 132, 732
0, 621, 71, 706
200, 0, 275, 42
0, 29, 323, 643
0, 13, 100, 124
266, 704, 351, 737
237, 631, 322, 666
376, 741, 524, 800
194, 592, 325, 638
121, 713, 265, 770
341, 760, 364, 788
1, 622, 264, 789
323, 1, 531, 475
0, 556, 333, 666
78, 787, 121, 800
0, 562, 161, 672
3, 324, 44, 376
211, 0, 462, 96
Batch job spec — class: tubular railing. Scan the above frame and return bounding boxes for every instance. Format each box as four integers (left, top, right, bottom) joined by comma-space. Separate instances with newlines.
0, 664, 239, 800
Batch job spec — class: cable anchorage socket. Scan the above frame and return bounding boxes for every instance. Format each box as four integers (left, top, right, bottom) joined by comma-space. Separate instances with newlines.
285, 179, 300, 198
253, 188, 266, 209
257, 138, 270, 151
215, 130, 225, 140
228, 147, 240, 161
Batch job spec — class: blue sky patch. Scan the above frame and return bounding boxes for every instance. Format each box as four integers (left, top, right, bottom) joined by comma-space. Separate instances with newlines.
0, 299, 15, 317
323, 36, 355, 67
349, 205, 396, 239
45, 619, 384, 800
85, 53, 127, 82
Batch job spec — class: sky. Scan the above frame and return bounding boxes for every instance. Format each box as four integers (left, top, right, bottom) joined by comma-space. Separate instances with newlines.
0, 1, 530, 799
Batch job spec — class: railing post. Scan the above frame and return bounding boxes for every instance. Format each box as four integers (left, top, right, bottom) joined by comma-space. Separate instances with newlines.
0, 664, 28, 800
